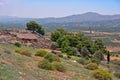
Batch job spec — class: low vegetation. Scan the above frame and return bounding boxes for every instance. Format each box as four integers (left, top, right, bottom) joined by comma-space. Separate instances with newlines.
51, 42, 58, 50
52, 62, 66, 72
15, 48, 32, 57
57, 54, 63, 58
35, 49, 48, 57
76, 58, 90, 65
84, 63, 98, 70
14, 42, 21, 47
114, 72, 120, 78
38, 59, 54, 70
44, 53, 60, 62
91, 69, 112, 80
38, 53, 66, 72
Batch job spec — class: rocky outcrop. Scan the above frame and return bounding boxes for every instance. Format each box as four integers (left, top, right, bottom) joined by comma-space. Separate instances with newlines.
0, 29, 51, 49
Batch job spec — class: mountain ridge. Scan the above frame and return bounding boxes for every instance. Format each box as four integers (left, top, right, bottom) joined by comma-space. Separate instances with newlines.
0, 12, 120, 32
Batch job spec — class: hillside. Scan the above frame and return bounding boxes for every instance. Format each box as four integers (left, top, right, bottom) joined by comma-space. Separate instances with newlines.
0, 12, 120, 32
0, 28, 120, 80
0, 43, 96, 80
0, 43, 120, 80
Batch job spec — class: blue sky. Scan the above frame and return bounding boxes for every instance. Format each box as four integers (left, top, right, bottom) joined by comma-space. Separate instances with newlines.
0, 0, 120, 18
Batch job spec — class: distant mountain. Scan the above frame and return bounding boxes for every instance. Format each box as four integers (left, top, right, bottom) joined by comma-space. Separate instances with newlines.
0, 12, 120, 32
36, 12, 120, 23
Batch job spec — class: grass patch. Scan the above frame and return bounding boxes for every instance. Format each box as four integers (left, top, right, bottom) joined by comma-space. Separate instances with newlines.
44, 53, 60, 62
91, 69, 112, 80
0, 62, 20, 80
15, 48, 32, 57
35, 49, 47, 57
38, 59, 54, 70
114, 72, 120, 78
52, 62, 66, 72
84, 63, 98, 70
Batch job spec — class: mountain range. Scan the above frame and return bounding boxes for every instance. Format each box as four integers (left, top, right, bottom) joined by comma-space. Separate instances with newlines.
0, 12, 120, 32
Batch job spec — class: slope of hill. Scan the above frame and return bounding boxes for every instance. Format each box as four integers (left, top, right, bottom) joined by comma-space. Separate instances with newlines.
0, 43, 96, 80
0, 43, 120, 80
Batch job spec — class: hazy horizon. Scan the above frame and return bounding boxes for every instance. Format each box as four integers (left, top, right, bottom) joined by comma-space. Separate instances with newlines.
0, 0, 120, 18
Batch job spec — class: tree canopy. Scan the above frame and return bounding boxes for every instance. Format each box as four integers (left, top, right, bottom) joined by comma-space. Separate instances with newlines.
26, 21, 45, 35
50, 28, 107, 57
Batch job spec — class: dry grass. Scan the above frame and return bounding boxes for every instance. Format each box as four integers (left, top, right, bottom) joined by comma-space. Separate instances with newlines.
106, 46, 120, 52
112, 39, 120, 43
104, 55, 120, 60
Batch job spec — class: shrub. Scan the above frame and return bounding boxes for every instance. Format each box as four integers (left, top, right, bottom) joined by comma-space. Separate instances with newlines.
67, 55, 71, 59
61, 46, 73, 55
52, 62, 66, 72
38, 59, 54, 70
85, 63, 98, 70
35, 49, 47, 57
71, 47, 79, 56
51, 42, 58, 50
58, 54, 63, 58
93, 51, 104, 61
116, 54, 119, 57
91, 69, 112, 80
81, 46, 90, 57
91, 58, 100, 64
14, 42, 21, 47
15, 49, 32, 57
114, 72, 120, 78
44, 53, 60, 62
76, 58, 90, 65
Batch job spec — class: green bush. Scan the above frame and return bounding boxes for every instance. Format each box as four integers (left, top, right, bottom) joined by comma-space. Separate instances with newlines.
15, 49, 32, 57
44, 53, 60, 62
93, 51, 104, 61
71, 47, 79, 56
85, 63, 98, 70
38, 59, 54, 70
81, 46, 90, 57
58, 54, 63, 58
52, 62, 66, 72
76, 58, 90, 65
35, 49, 47, 57
114, 72, 120, 78
67, 55, 71, 59
51, 42, 58, 50
91, 69, 112, 80
91, 58, 100, 64
14, 42, 21, 47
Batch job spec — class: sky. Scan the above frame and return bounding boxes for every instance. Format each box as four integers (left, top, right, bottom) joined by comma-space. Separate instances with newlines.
0, 0, 120, 18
